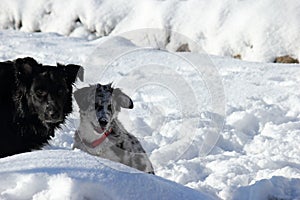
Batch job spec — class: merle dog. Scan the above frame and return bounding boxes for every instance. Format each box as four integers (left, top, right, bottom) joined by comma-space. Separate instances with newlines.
0, 57, 83, 158
73, 83, 155, 174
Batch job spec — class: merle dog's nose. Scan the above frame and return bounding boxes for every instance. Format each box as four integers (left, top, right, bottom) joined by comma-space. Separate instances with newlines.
99, 118, 108, 127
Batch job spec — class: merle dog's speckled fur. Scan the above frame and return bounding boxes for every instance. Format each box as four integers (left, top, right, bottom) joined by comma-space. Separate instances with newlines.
73, 83, 155, 174
0, 57, 82, 158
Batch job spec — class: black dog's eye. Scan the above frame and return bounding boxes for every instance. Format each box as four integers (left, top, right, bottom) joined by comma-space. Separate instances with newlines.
36, 90, 47, 97
58, 88, 64, 96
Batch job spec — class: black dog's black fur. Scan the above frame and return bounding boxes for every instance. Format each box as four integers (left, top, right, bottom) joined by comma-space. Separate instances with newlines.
0, 57, 82, 158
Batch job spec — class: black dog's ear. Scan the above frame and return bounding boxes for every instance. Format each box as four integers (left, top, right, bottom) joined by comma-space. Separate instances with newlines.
14, 57, 40, 83
74, 87, 93, 110
113, 89, 134, 109
57, 63, 84, 84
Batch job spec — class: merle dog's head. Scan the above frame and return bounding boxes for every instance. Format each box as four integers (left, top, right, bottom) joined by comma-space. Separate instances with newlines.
74, 83, 133, 131
15, 57, 83, 125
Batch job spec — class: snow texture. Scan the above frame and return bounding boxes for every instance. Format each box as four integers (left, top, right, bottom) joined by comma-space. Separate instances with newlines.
0, 0, 300, 62
0, 150, 213, 200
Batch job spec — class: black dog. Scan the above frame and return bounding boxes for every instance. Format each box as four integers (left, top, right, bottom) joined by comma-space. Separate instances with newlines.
0, 57, 83, 158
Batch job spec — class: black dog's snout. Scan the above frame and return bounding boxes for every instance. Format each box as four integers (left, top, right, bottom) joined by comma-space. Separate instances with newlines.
98, 118, 108, 127
46, 104, 60, 120
48, 110, 60, 119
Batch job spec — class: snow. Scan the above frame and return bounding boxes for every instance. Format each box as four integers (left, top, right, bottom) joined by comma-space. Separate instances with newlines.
232, 176, 300, 200
0, 150, 214, 200
0, 1, 300, 200
1, 0, 300, 62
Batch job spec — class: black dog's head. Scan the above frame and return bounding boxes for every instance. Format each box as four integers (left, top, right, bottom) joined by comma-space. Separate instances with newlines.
15, 57, 83, 125
74, 83, 133, 131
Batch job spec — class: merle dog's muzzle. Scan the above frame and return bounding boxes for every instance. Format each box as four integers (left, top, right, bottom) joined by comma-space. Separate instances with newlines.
98, 118, 108, 127
96, 111, 109, 128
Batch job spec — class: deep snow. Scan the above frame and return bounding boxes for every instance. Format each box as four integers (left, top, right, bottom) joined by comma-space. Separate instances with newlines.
1, 0, 300, 62
0, 29, 300, 200
0, 150, 214, 200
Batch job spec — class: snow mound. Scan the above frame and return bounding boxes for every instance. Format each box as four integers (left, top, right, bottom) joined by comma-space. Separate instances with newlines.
233, 176, 300, 200
0, 150, 214, 200
1, 0, 300, 62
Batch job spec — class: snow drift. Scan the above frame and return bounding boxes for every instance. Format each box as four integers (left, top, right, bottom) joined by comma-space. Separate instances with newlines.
0, 150, 214, 200
0, 0, 300, 62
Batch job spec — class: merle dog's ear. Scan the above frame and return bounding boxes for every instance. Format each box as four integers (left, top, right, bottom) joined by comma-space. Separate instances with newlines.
57, 63, 84, 84
14, 57, 40, 83
74, 87, 92, 110
113, 89, 134, 109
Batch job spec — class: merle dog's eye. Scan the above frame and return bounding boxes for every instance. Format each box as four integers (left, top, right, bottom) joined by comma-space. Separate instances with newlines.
95, 104, 103, 110
36, 90, 47, 97
108, 105, 112, 110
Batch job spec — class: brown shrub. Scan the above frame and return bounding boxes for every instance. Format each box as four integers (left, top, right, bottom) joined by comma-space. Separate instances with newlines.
274, 55, 299, 63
